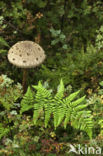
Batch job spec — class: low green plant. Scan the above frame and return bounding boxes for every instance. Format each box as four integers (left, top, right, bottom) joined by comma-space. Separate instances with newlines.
0, 123, 10, 139
98, 120, 103, 136
40, 43, 103, 91
0, 75, 23, 142
96, 25, 103, 50
20, 80, 93, 139
0, 36, 9, 53
50, 28, 68, 50
0, 74, 23, 110
87, 81, 103, 138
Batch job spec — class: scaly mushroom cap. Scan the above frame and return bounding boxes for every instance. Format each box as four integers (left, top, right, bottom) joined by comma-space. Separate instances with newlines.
8, 41, 46, 68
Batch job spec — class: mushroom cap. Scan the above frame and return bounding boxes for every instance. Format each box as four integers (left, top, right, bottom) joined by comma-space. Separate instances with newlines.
8, 41, 46, 68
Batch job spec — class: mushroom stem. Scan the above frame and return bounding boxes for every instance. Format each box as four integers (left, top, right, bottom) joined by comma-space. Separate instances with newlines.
22, 68, 28, 94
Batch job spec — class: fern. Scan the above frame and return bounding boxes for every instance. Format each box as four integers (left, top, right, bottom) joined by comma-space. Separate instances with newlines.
20, 87, 34, 114
63, 92, 93, 138
33, 81, 53, 127
0, 124, 10, 139
53, 79, 65, 128
20, 80, 93, 139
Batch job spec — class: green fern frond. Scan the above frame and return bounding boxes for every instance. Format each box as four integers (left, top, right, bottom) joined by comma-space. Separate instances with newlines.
0, 124, 9, 139
53, 79, 65, 128
62, 90, 93, 138
53, 99, 66, 128
71, 111, 93, 139
20, 87, 34, 114
57, 104, 66, 127
44, 101, 53, 128
64, 90, 80, 106
64, 107, 73, 128
55, 79, 64, 100
20, 80, 93, 139
71, 96, 86, 107
53, 101, 60, 128
33, 81, 51, 99
33, 81, 52, 125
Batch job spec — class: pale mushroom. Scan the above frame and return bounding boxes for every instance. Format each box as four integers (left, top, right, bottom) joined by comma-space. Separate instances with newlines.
8, 41, 46, 93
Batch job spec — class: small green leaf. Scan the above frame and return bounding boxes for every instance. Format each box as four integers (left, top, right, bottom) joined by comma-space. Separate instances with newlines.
62, 44, 68, 49
100, 26, 103, 33
99, 81, 103, 87
0, 49, 7, 53
60, 34, 65, 40
51, 39, 59, 45
0, 37, 9, 47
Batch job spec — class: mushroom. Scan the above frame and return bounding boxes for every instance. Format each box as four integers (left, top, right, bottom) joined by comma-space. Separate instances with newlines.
8, 41, 46, 93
